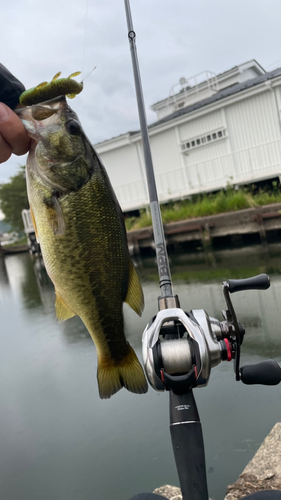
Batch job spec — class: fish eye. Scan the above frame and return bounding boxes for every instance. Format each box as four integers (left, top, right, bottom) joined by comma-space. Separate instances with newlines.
66, 120, 81, 136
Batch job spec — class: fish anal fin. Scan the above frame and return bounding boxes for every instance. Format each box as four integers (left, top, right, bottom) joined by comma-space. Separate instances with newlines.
55, 291, 76, 322
97, 344, 148, 399
30, 206, 39, 243
125, 259, 144, 316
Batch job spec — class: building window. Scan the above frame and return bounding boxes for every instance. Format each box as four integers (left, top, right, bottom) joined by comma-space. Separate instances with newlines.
180, 128, 226, 154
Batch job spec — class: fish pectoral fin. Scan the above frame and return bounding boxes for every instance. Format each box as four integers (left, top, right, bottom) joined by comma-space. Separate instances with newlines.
66, 93, 77, 99
125, 259, 144, 316
43, 195, 66, 236
55, 291, 76, 322
30, 206, 39, 243
97, 344, 148, 399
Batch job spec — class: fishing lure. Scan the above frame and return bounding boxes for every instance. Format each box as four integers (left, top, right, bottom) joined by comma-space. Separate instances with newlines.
19, 71, 83, 106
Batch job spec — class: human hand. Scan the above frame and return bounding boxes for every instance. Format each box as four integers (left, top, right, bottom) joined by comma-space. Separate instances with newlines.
0, 103, 31, 164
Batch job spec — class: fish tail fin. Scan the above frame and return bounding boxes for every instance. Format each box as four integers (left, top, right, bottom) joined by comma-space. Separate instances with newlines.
97, 344, 148, 399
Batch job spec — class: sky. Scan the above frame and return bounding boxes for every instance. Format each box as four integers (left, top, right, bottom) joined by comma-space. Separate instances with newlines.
2, 0, 281, 184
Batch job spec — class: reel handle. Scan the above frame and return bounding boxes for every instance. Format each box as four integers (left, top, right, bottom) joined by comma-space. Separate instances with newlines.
228, 274, 270, 293
240, 360, 281, 385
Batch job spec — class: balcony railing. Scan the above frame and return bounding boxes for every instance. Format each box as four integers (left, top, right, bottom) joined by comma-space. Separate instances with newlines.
115, 138, 281, 211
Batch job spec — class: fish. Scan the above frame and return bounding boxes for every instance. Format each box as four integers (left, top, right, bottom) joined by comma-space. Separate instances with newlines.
17, 95, 148, 399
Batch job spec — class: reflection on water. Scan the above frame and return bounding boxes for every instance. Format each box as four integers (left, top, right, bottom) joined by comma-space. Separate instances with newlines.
0, 244, 281, 500
0, 255, 9, 287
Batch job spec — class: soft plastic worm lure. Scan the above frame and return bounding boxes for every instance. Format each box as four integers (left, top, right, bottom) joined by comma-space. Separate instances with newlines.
19, 71, 83, 106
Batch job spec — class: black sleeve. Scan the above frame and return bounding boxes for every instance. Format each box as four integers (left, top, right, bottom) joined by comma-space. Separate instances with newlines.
0, 63, 26, 110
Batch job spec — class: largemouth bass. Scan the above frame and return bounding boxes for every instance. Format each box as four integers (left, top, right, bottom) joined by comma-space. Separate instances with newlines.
18, 96, 148, 399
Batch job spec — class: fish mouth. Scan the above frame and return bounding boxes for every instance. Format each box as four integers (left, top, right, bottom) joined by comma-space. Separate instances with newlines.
18, 96, 88, 193
15, 95, 69, 140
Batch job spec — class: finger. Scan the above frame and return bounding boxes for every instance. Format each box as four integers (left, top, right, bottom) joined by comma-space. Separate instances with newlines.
0, 134, 12, 163
0, 103, 31, 156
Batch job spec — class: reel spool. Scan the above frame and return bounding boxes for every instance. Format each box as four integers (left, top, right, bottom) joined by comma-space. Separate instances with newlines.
142, 308, 219, 393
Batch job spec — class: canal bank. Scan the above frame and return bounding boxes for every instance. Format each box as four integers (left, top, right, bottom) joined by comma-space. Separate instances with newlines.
127, 203, 281, 255
1, 244, 29, 255
20, 202, 281, 255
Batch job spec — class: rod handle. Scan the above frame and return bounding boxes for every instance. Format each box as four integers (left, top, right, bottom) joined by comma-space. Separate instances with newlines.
169, 391, 209, 500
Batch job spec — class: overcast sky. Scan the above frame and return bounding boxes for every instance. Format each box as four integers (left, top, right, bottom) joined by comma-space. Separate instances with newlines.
2, 0, 281, 184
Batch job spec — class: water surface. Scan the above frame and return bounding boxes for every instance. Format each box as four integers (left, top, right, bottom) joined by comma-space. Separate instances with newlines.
0, 245, 281, 500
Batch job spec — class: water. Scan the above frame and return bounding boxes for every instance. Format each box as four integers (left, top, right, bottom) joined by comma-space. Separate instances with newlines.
0, 245, 281, 500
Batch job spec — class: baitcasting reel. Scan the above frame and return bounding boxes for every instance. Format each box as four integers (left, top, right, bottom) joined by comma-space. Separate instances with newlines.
142, 274, 281, 394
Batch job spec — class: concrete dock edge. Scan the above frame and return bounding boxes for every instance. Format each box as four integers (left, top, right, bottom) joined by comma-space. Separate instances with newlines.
153, 422, 281, 500
225, 422, 281, 499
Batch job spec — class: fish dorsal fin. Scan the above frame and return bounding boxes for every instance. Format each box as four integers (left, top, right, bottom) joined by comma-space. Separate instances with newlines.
43, 195, 66, 236
125, 260, 144, 316
35, 81, 48, 89
55, 290, 76, 322
30, 206, 39, 243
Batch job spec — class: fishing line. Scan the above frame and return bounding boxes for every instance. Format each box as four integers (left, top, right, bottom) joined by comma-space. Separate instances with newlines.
265, 58, 281, 70
81, 0, 90, 78
82, 66, 97, 83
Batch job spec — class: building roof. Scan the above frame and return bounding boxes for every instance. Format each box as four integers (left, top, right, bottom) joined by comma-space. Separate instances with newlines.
148, 67, 281, 130
94, 130, 138, 147
95, 64, 281, 148
150, 59, 266, 110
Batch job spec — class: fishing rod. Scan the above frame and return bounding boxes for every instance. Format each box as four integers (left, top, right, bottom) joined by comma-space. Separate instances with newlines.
124, 3, 281, 500
124, 0, 176, 306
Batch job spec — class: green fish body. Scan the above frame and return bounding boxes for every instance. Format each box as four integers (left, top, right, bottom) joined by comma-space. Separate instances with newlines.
18, 96, 148, 399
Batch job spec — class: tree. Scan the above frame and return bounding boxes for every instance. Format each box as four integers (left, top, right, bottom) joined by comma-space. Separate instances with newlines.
0, 166, 29, 231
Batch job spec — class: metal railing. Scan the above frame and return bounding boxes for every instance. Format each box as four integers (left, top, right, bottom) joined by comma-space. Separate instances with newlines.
169, 71, 219, 112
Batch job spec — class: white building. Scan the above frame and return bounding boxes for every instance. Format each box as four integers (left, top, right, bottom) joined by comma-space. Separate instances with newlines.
0, 231, 19, 246
95, 60, 281, 213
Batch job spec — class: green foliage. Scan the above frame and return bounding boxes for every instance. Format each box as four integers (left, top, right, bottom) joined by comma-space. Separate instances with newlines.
0, 166, 29, 231
125, 186, 281, 231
